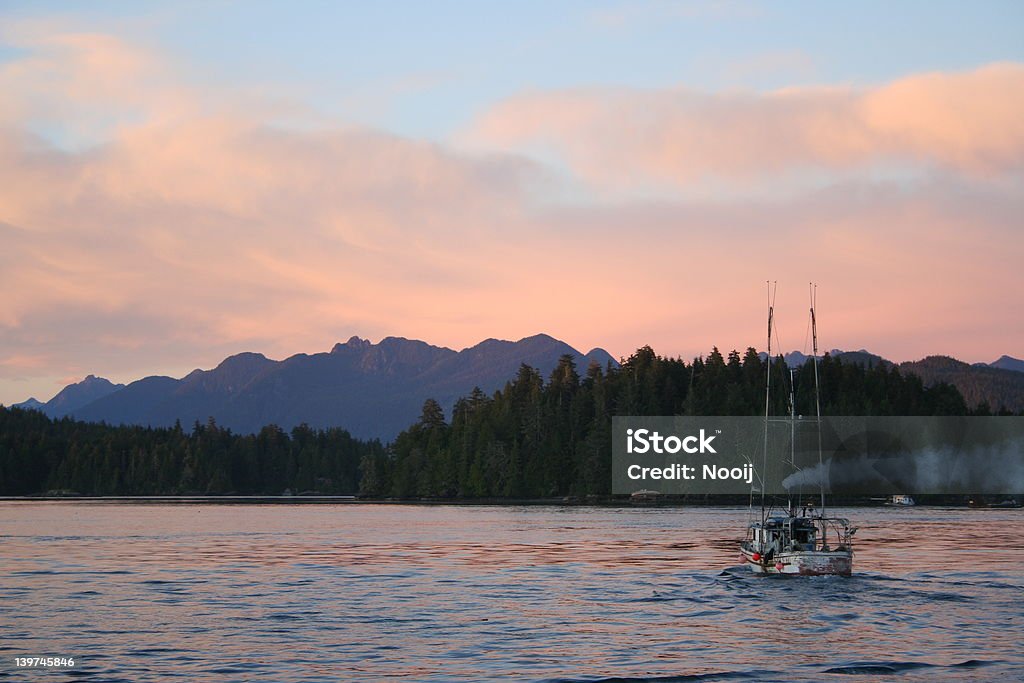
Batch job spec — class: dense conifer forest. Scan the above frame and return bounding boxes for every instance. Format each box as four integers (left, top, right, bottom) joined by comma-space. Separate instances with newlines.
1, 348, 1004, 497
0, 409, 380, 496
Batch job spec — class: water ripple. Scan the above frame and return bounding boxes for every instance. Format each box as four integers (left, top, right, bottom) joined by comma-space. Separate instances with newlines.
0, 503, 1022, 681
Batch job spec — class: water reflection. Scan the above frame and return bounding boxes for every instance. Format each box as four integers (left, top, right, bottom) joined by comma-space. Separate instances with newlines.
0, 503, 1022, 681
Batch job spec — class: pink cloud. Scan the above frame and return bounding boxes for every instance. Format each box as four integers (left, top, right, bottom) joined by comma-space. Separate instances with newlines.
0, 31, 1020, 405
862, 63, 1024, 174
465, 63, 1024, 189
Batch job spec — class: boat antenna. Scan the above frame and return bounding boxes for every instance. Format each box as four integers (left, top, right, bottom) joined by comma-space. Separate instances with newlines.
810, 282, 825, 515
762, 280, 776, 521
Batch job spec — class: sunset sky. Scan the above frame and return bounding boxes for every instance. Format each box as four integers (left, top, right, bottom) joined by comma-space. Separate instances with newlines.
2, 1, 1022, 405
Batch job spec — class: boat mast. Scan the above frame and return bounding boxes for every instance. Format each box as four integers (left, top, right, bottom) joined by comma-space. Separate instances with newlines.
789, 367, 796, 514
810, 283, 825, 515
762, 281, 775, 521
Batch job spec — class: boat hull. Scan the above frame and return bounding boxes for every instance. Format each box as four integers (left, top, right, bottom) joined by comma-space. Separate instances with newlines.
740, 547, 852, 576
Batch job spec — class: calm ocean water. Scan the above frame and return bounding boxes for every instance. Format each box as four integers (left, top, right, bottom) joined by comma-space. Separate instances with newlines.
1, 503, 1021, 682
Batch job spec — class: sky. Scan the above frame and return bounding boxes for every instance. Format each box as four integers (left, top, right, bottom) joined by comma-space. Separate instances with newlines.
1, 1, 1022, 404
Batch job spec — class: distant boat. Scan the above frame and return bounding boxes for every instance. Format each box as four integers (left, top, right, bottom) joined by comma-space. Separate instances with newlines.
884, 494, 916, 507
969, 497, 1021, 509
739, 283, 856, 576
630, 489, 663, 506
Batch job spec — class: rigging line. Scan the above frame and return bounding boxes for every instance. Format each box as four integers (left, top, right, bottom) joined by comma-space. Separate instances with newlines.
773, 322, 784, 367
810, 281, 826, 516
761, 280, 775, 521
768, 283, 781, 363
770, 291, 784, 369
803, 309, 812, 357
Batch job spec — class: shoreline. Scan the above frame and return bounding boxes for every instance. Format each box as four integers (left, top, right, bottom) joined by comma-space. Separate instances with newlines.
0, 495, 1016, 507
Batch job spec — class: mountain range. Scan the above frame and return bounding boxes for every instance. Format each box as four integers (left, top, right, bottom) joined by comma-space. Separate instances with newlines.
12, 338, 1022, 439
13, 334, 615, 440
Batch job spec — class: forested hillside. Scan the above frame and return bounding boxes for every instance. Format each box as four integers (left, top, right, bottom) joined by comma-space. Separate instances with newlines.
900, 356, 1024, 413
360, 347, 975, 499
1, 347, 996, 497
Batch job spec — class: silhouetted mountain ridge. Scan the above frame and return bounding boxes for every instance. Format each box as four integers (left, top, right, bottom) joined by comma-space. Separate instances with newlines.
12, 397, 45, 411
988, 355, 1024, 373
13, 375, 125, 418
16, 341, 1021, 437
47, 335, 618, 440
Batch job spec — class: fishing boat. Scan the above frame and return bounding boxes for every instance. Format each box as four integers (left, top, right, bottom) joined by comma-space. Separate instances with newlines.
739, 283, 857, 576
884, 494, 916, 507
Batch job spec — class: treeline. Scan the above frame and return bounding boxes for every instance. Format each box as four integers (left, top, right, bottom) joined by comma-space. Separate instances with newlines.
360, 347, 983, 498
0, 347, 1005, 497
0, 408, 383, 495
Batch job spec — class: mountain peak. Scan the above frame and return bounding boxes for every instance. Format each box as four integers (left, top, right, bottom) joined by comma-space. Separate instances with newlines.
216, 351, 269, 365
583, 347, 617, 368
990, 355, 1024, 373
518, 333, 558, 344
333, 336, 372, 353
210, 352, 273, 377
40, 375, 124, 418
12, 397, 45, 411
379, 336, 416, 346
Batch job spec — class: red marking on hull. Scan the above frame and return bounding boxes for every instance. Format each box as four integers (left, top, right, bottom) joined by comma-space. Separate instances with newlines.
739, 547, 852, 576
